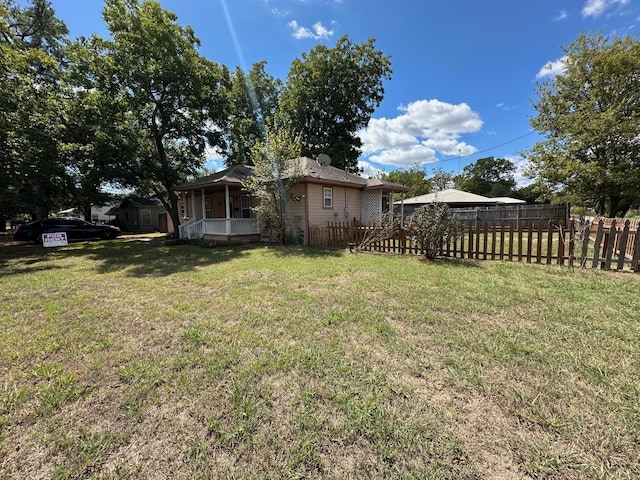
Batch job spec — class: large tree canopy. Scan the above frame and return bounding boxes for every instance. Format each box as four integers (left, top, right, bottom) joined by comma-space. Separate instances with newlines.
278, 35, 391, 173
526, 32, 640, 217
378, 164, 432, 198
226, 61, 282, 166
95, 0, 230, 234
0, 0, 71, 222
454, 157, 516, 197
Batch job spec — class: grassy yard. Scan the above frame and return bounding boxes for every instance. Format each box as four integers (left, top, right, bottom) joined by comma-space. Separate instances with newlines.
1, 238, 639, 479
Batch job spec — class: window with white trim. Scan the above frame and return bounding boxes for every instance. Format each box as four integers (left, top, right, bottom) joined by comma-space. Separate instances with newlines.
323, 187, 333, 208
141, 209, 152, 226
241, 195, 252, 218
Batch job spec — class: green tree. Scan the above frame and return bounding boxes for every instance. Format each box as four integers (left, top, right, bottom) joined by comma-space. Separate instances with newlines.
526, 32, 640, 217
0, 0, 71, 221
454, 157, 516, 197
226, 62, 282, 166
378, 164, 431, 198
243, 126, 302, 245
429, 168, 454, 192
95, 0, 230, 234
278, 35, 391, 173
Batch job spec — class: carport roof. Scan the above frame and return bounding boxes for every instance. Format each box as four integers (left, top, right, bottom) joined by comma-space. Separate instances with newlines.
396, 189, 496, 206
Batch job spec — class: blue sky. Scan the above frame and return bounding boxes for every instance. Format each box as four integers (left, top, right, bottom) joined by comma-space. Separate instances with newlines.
44, 0, 640, 182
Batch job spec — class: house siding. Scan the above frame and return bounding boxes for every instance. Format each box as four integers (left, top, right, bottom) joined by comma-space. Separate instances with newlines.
306, 183, 362, 227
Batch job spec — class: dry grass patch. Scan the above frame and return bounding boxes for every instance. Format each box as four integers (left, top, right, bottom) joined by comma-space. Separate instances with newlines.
1, 241, 639, 479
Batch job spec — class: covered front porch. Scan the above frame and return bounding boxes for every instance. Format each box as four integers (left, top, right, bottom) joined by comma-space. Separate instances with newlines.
175, 165, 261, 241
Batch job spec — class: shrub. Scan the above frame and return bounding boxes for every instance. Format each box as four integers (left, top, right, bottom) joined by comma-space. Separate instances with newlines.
406, 202, 460, 259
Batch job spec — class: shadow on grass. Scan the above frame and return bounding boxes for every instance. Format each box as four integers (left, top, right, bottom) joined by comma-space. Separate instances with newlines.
0, 237, 252, 277
268, 245, 347, 259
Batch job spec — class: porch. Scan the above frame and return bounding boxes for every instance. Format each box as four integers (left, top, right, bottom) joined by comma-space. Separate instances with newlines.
174, 164, 260, 241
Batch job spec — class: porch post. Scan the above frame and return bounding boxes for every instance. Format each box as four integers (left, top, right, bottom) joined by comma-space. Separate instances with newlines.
225, 184, 231, 235
201, 189, 205, 218
191, 191, 196, 220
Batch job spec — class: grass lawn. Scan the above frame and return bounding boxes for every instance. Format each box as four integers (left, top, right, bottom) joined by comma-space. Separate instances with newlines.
1, 237, 639, 479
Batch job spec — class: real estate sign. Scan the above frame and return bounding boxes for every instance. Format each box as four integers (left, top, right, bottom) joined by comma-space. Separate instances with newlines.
42, 232, 68, 247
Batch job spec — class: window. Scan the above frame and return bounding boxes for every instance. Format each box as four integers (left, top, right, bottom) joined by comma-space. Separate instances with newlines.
241, 195, 252, 218
180, 202, 185, 218
141, 209, 152, 226
323, 187, 333, 208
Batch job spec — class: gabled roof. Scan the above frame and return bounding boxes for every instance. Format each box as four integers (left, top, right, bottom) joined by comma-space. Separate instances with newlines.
174, 164, 255, 191
396, 189, 497, 205
295, 156, 368, 187
105, 196, 164, 215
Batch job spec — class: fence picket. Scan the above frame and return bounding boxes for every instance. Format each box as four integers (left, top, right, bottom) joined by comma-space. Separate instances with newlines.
633, 228, 640, 272
508, 221, 515, 262
603, 219, 617, 270
617, 220, 630, 270
592, 220, 604, 269
545, 221, 553, 265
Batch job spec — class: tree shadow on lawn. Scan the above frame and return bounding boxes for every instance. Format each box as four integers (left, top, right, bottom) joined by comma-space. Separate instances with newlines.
0, 238, 251, 278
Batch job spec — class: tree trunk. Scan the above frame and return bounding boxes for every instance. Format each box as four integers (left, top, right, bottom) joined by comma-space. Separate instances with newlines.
82, 202, 93, 222
154, 187, 181, 238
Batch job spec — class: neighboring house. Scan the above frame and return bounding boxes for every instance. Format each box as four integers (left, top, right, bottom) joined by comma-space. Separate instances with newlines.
174, 157, 410, 244
395, 188, 526, 217
57, 204, 119, 223
90, 204, 119, 224
105, 196, 172, 233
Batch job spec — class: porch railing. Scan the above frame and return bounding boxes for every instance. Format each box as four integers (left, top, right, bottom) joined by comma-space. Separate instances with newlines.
202, 218, 260, 235
179, 218, 260, 239
179, 218, 204, 239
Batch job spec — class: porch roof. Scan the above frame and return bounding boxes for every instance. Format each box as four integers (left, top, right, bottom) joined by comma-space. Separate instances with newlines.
174, 164, 255, 192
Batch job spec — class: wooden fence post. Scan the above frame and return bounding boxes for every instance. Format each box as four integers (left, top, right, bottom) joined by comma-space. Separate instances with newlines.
592, 220, 604, 269
632, 227, 640, 273
546, 221, 553, 265
580, 220, 591, 268
536, 220, 544, 264
603, 219, 617, 270
616, 220, 630, 271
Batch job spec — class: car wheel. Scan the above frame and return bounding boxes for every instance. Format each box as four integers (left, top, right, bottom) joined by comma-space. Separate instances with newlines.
101, 231, 113, 240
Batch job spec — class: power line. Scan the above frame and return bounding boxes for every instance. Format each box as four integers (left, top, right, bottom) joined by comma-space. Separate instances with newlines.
426, 130, 538, 168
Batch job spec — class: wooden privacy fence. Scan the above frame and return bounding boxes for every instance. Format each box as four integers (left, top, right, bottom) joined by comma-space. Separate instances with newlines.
309, 219, 640, 273
451, 203, 569, 228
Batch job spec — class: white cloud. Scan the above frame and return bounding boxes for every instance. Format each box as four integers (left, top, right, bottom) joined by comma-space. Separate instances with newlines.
288, 20, 334, 39
507, 155, 533, 187
582, 0, 630, 17
359, 99, 482, 169
536, 56, 567, 79
554, 9, 568, 21
358, 160, 384, 178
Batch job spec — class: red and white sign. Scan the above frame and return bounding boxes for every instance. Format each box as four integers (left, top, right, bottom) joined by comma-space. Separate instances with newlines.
42, 232, 68, 247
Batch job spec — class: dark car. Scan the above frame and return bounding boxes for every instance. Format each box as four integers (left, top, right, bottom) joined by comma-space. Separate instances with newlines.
13, 217, 121, 242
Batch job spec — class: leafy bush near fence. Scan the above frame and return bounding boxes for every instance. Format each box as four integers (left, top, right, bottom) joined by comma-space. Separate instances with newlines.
406, 202, 460, 259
